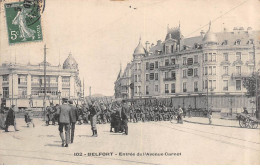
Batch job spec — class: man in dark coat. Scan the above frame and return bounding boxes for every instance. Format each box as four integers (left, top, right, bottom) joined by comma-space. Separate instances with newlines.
68, 100, 78, 143
121, 100, 129, 135
56, 98, 72, 147
5, 105, 19, 132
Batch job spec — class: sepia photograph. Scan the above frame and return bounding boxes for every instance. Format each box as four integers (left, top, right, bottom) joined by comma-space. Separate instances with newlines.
0, 0, 260, 165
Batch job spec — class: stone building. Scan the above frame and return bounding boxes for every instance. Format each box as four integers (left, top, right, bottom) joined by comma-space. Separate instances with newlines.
115, 24, 260, 112
0, 53, 82, 108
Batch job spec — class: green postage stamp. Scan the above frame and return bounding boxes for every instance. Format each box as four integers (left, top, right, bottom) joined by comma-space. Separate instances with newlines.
5, 0, 43, 44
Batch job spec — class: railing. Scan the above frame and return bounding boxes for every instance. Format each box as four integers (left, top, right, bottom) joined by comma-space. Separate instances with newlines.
231, 72, 251, 79
18, 95, 27, 98
163, 77, 176, 81
159, 64, 179, 71
18, 82, 27, 86
2, 81, 9, 85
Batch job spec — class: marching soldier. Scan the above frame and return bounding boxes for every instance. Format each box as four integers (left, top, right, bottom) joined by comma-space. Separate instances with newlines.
89, 101, 98, 137
68, 100, 78, 143
56, 98, 72, 147
121, 100, 129, 135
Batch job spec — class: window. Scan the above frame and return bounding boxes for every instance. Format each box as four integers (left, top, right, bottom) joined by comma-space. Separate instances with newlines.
138, 86, 141, 94
209, 80, 212, 90
165, 59, 169, 66
194, 68, 198, 76
223, 80, 228, 90
171, 71, 176, 79
3, 75, 9, 82
134, 86, 137, 93
165, 84, 169, 93
171, 45, 174, 53
212, 80, 216, 89
155, 73, 159, 80
235, 40, 241, 45
138, 63, 141, 70
249, 52, 254, 61
194, 81, 198, 92
150, 63, 154, 70
223, 66, 229, 75
183, 57, 187, 65
205, 80, 208, 89
155, 61, 159, 68
155, 85, 159, 92
212, 66, 216, 75
146, 86, 149, 95
194, 55, 198, 63
134, 75, 137, 82
204, 53, 208, 62
165, 72, 169, 78
236, 52, 241, 61
209, 66, 212, 75
135, 63, 137, 70
204, 67, 208, 75
146, 74, 149, 81
236, 66, 241, 75
138, 75, 141, 82
146, 62, 149, 70
209, 53, 212, 62
171, 83, 175, 93
171, 58, 176, 65
183, 82, 187, 92
223, 53, 228, 61
166, 46, 169, 54
249, 66, 254, 74
18, 75, 27, 85
3, 87, 9, 98
212, 53, 216, 62
183, 69, 187, 78
150, 73, 154, 80
236, 80, 241, 90
188, 68, 193, 76
187, 58, 193, 65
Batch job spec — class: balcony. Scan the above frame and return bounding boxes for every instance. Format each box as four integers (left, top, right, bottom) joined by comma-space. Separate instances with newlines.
220, 61, 231, 66
2, 81, 9, 85
62, 83, 70, 88
163, 77, 176, 81
171, 90, 175, 93
194, 88, 198, 92
18, 82, 27, 86
159, 64, 179, 71
231, 72, 252, 79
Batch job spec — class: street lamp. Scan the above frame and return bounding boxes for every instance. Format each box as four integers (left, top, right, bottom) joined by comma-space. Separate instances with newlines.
58, 91, 61, 105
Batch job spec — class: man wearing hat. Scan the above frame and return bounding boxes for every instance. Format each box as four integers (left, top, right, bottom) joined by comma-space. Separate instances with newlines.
89, 100, 98, 137
5, 105, 19, 132
56, 98, 72, 147
68, 100, 78, 143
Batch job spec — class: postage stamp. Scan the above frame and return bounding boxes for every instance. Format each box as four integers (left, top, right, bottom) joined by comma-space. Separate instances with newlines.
4, 0, 43, 44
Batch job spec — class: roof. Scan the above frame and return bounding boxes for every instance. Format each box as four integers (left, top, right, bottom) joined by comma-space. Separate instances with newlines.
63, 53, 78, 70
134, 38, 146, 55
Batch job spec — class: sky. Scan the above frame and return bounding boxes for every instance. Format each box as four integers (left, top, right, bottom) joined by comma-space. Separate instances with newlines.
0, 0, 260, 96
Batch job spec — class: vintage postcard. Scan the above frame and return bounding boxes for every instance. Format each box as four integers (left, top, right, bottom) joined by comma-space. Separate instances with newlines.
0, 0, 260, 166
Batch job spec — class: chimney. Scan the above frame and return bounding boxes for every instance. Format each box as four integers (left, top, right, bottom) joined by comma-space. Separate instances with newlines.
157, 40, 162, 45
247, 27, 253, 34
151, 43, 154, 48
200, 30, 205, 37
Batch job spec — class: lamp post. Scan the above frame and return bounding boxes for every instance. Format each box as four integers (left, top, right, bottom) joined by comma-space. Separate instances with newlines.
0, 93, 2, 108
58, 91, 61, 105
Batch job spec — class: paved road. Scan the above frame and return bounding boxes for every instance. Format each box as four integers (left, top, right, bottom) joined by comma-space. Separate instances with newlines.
0, 118, 259, 165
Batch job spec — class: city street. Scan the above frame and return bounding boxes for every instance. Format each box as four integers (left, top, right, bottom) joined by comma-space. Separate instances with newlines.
0, 118, 259, 165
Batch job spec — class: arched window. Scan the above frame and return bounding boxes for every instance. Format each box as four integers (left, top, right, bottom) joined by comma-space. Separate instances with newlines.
247, 39, 254, 44
222, 40, 228, 45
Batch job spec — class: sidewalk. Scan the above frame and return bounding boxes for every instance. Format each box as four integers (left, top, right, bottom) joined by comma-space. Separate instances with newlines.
183, 116, 241, 128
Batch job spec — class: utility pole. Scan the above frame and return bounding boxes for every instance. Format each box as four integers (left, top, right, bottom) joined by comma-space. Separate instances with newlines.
253, 43, 259, 119
43, 44, 48, 120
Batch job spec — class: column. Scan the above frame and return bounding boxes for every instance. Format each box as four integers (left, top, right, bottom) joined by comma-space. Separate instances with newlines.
27, 74, 31, 96
175, 69, 181, 93
70, 75, 75, 98
13, 74, 18, 98
0, 76, 3, 96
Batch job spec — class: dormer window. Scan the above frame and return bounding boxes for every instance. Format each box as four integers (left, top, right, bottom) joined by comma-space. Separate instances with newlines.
194, 43, 198, 49
235, 39, 241, 45
222, 40, 228, 45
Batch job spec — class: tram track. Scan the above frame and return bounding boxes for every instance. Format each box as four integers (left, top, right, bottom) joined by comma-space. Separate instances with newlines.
150, 121, 260, 152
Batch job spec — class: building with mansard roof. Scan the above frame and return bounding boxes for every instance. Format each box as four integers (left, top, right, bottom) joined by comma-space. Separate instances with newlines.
114, 24, 260, 113
0, 53, 82, 108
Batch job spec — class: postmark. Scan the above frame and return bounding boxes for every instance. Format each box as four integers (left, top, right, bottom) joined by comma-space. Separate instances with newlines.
4, 0, 43, 44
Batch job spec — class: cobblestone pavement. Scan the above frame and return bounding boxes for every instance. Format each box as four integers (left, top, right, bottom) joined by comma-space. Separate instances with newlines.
0, 118, 259, 165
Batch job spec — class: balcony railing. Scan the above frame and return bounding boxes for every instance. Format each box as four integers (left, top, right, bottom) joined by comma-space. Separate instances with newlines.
159, 64, 179, 71
231, 72, 252, 79
2, 81, 9, 85
18, 82, 27, 86
163, 77, 176, 81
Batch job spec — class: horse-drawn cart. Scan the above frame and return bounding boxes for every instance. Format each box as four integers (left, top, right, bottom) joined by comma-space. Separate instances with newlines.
236, 113, 259, 129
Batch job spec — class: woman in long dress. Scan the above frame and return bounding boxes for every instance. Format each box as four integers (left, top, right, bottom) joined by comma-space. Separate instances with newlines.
12, 6, 36, 41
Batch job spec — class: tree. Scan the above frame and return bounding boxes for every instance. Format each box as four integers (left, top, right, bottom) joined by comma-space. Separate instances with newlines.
243, 74, 258, 97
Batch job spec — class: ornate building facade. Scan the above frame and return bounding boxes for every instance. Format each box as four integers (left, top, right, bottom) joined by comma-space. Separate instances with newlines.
0, 53, 82, 108
115, 24, 260, 112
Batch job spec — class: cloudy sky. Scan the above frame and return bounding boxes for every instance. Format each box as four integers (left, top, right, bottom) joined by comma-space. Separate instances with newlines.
0, 0, 260, 96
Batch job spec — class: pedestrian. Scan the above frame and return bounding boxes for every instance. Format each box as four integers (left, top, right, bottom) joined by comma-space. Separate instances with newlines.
5, 105, 19, 132
89, 101, 98, 137
56, 98, 72, 147
121, 100, 129, 135
208, 106, 213, 125
242, 107, 249, 115
188, 105, 192, 118
177, 105, 183, 124
24, 108, 35, 128
68, 100, 78, 144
